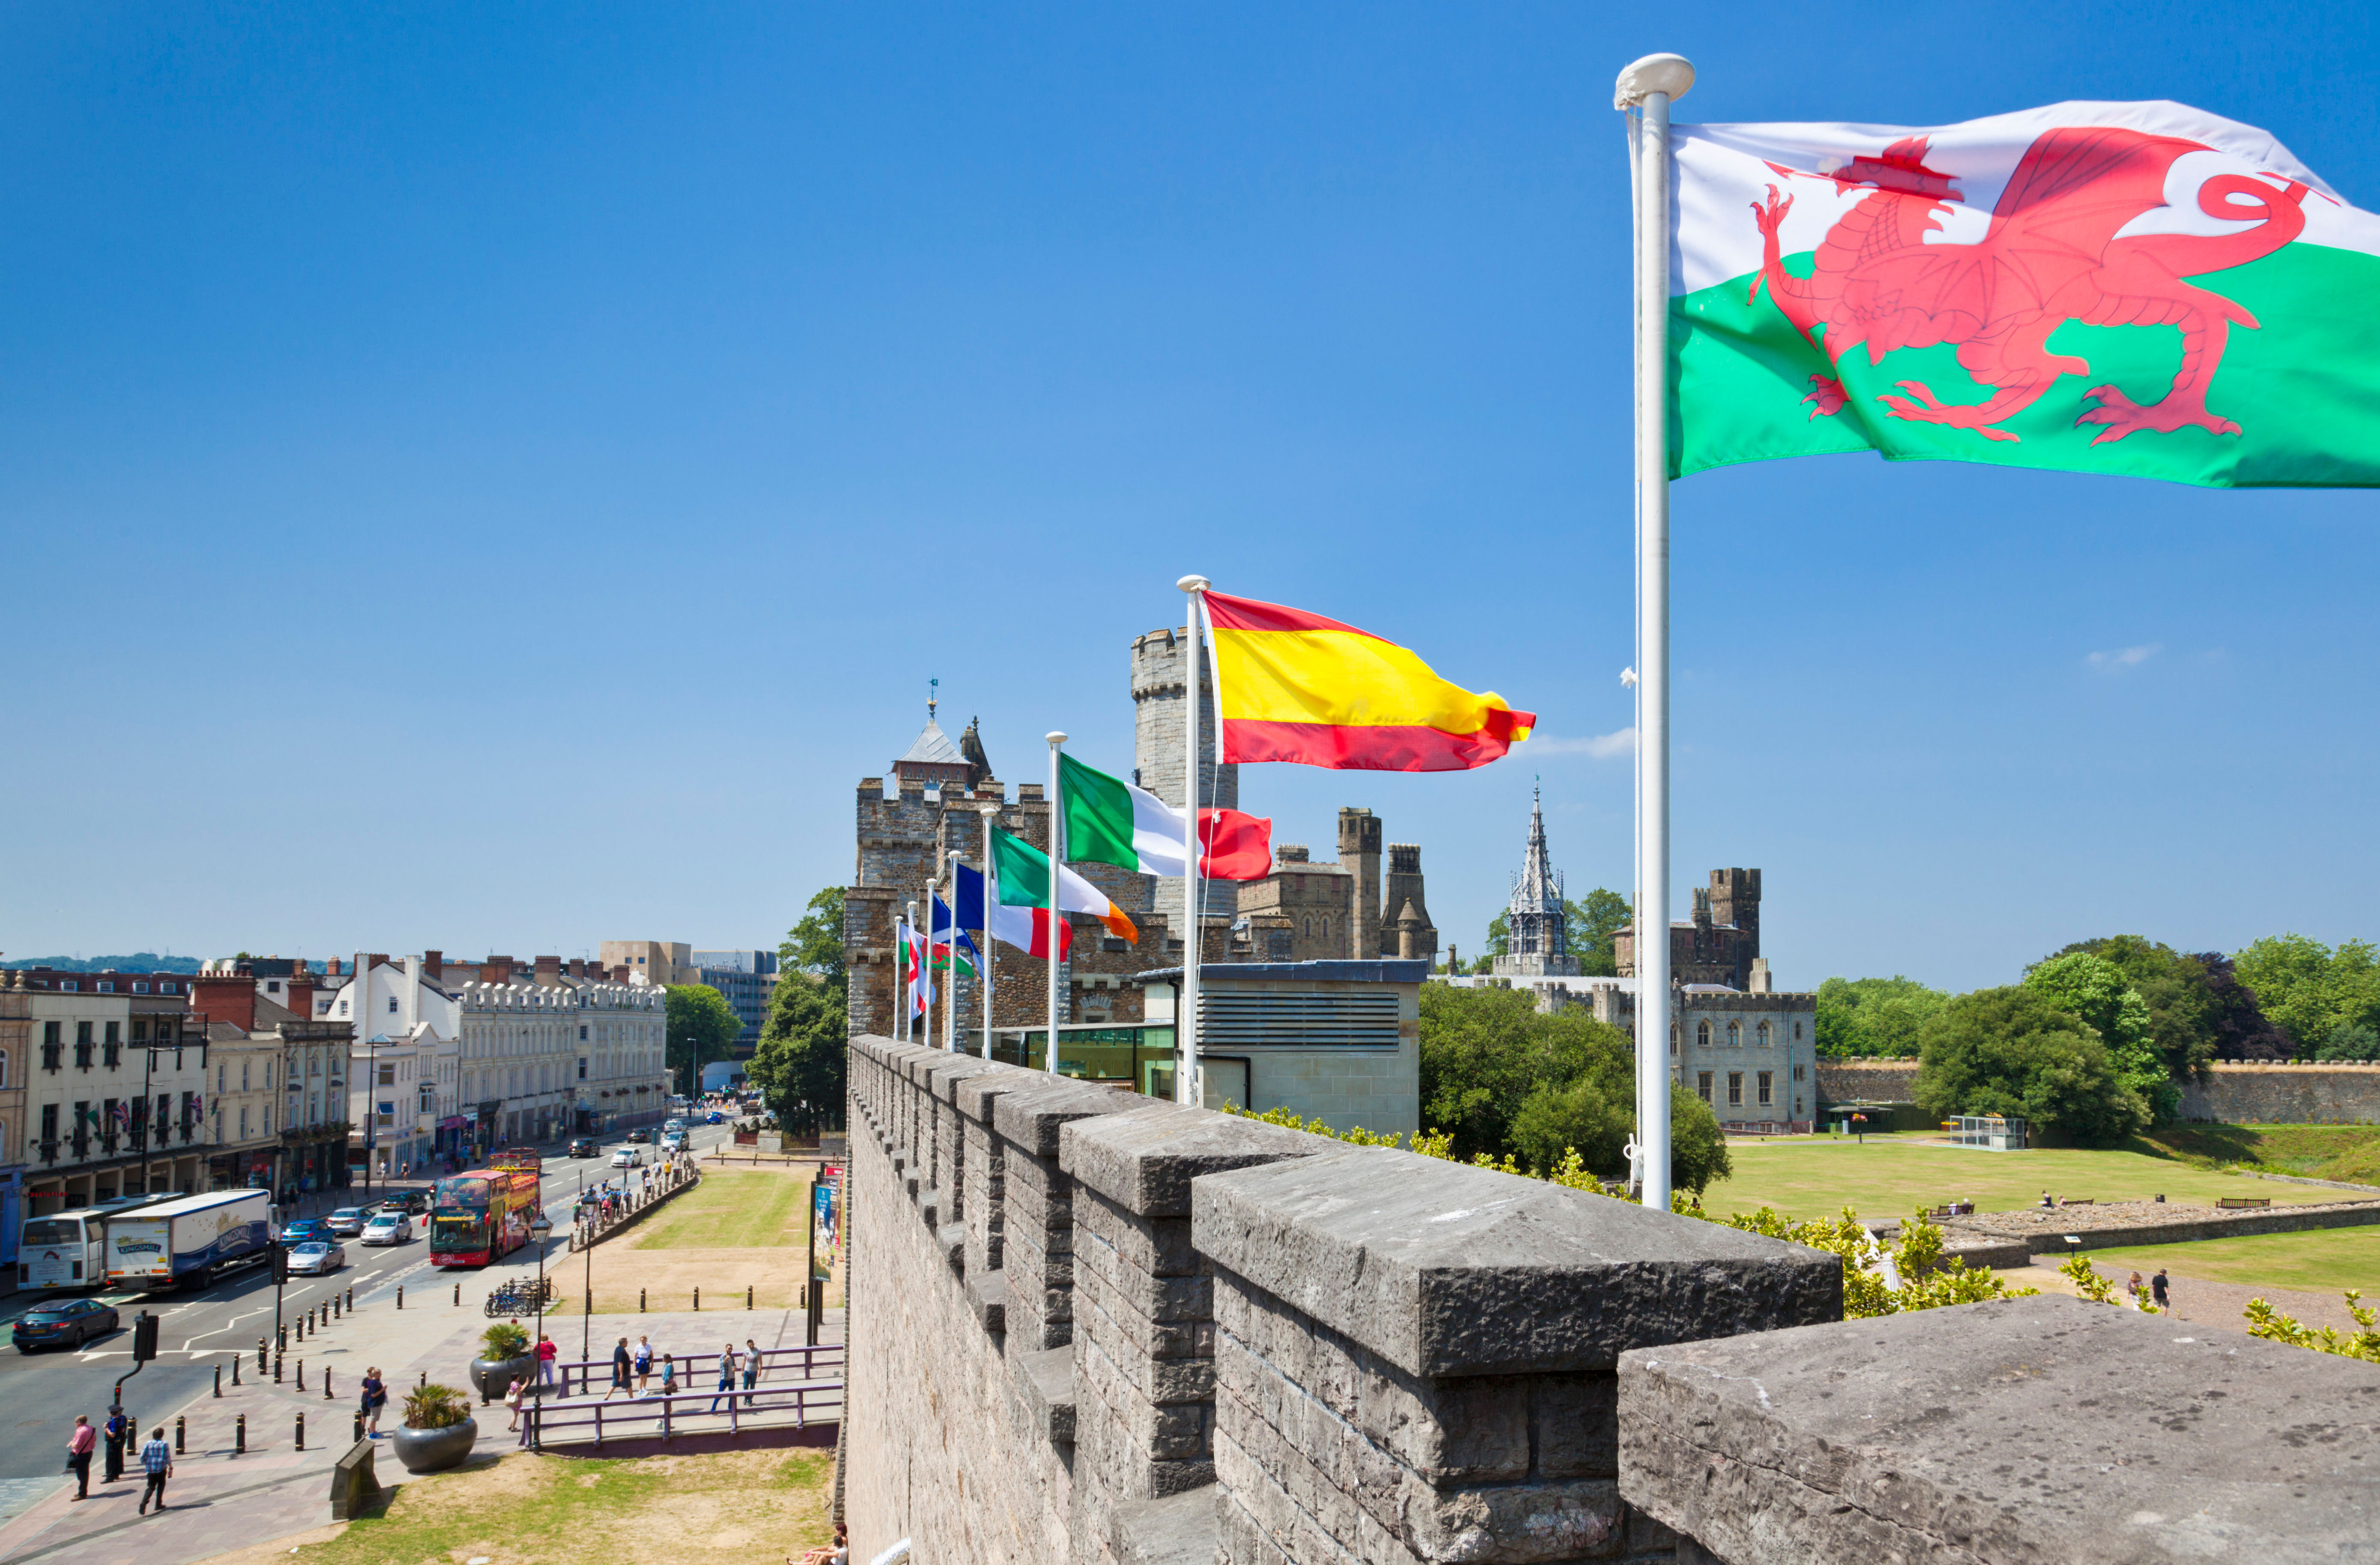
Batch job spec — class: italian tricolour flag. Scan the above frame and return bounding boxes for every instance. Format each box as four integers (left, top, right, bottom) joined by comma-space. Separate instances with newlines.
1670, 101, 2380, 488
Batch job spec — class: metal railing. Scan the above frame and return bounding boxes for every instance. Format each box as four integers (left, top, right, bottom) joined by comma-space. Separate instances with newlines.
542, 1342, 844, 1399
524, 1345, 845, 1449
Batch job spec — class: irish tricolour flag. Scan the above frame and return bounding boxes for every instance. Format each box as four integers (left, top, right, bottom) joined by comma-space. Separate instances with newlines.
1057, 753, 1273, 882
1671, 101, 2380, 488
991, 827, 1140, 943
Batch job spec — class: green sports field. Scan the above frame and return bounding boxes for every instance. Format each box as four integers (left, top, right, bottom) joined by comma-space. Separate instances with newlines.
2082, 1228, 2380, 1297
630, 1170, 808, 1249
1701, 1137, 2348, 1223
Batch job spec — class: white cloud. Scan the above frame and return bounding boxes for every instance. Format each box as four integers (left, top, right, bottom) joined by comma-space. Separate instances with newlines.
1528, 726, 1637, 759
2086, 643, 2162, 673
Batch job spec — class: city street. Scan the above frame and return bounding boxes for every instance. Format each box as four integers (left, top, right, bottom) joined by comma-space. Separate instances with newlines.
0, 1119, 741, 1496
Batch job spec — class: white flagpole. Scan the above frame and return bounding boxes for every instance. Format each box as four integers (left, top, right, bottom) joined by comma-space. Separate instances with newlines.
1616, 52, 1692, 1213
1176, 574, 1211, 1108
942, 847, 957, 1053
1045, 732, 1068, 1074
980, 804, 999, 1060
904, 900, 918, 1044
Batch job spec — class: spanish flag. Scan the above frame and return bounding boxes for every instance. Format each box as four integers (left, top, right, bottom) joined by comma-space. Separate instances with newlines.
1204, 590, 1534, 772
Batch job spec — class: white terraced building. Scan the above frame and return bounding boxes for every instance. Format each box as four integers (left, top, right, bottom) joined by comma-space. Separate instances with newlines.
456, 975, 668, 1149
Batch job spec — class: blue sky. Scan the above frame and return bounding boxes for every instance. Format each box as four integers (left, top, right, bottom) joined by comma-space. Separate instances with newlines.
4, 2, 2377, 992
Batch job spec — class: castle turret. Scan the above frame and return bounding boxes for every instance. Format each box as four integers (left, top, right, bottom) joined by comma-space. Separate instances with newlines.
1133, 627, 1239, 935
1338, 808, 1382, 962
1380, 843, 1436, 961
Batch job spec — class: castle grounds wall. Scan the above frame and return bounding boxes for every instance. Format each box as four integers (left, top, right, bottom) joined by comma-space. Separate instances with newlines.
1820, 1059, 2380, 1125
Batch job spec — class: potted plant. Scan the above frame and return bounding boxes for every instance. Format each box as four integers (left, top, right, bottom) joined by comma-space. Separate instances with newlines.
470, 1322, 534, 1403
393, 1382, 478, 1473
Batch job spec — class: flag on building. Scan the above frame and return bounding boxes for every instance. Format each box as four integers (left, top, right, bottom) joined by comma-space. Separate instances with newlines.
956, 860, 1072, 961
1057, 753, 1273, 881
990, 826, 1140, 942
1203, 590, 1534, 771
1664, 101, 2380, 488
928, 893, 983, 979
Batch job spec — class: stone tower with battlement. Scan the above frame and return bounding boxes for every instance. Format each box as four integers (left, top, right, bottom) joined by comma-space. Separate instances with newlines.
1380, 843, 1439, 961
1337, 807, 1382, 962
1133, 625, 1239, 934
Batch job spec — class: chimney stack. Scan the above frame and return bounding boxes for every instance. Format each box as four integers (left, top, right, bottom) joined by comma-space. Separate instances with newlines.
422, 950, 443, 983
191, 974, 257, 1034
567, 958, 585, 979
534, 955, 561, 985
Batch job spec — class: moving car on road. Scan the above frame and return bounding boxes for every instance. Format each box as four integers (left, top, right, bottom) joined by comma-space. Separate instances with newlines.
286, 1241, 345, 1275
12, 1297, 120, 1352
567, 1137, 598, 1158
611, 1147, 645, 1168
325, 1208, 370, 1238
360, 1213, 413, 1245
625, 1128, 651, 1143
661, 1131, 688, 1153
279, 1218, 331, 1245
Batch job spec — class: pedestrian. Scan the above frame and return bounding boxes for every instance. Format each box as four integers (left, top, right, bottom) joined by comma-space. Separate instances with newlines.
2152, 1268, 2171, 1312
2127, 1270, 2146, 1305
658, 1353, 678, 1398
503, 1376, 527, 1434
742, 1337, 762, 1395
634, 1335, 654, 1392
536, 1333, 558, 1388
607, 1337, 634, 1400
709, 1342, 738, 1412
103, 1404, 128, 1484
137, 1424, 173, 1514
361, 1367, 387, 1436
66, 1416, 95, 1501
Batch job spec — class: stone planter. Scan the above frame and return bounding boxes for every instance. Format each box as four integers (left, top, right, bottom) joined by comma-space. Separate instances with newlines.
391, 1417, 478, 1474
470, 1354, 536, 1403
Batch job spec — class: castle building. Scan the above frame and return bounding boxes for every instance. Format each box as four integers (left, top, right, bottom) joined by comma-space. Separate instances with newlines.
1231, 807, 1439, 963
1494, 787, 1575, 978
1614, 869, 1764, 990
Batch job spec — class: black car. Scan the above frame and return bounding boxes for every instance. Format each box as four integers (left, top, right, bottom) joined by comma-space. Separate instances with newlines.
13, 1297, 120, 1353
626, 1128, 651, 1144
567, 1136, 598, 1158
393, 1190, 431, 1214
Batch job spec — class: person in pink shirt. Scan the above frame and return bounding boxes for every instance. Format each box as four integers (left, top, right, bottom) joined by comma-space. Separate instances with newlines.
66, 1416, 95, 1500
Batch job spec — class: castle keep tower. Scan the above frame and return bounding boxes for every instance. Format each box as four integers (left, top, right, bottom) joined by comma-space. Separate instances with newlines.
1133, 627, 1239, 934
1337, 807, 1383, 961
1380, 843, 1439, 962
1494, 788, 1577, 978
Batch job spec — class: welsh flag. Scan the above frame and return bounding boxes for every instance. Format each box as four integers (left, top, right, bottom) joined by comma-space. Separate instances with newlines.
1057, 753, 1273, 881
928, 894, 980, 979
1668, 101, 2380, 488
991, 826, 1139, 943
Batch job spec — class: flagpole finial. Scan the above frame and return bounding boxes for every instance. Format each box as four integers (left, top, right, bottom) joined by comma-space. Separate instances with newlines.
1046, 731, 1067, 747
1177, 575, 1210, 593
1613, 53, 1694, 110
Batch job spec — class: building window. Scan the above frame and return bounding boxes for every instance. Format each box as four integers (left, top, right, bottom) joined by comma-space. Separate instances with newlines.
1756, 1021, 1771, 1047
0, 1049, 6, 1089
1726, 1020, 1742, 1048
1795, 1094, 1804, 1116
388, 997, 399, 1014
133, 982, 149, 994
1792, 1063, 1805, 1082
61, 980, 77, 992
378, 1064, 395, 1087
1695, 1020, 1711, 1048
579, 1026, 588, 1041
97, 981, 114, 994
1726, 1072, 1743, 1107
103, 1022, 122, 1068
42, 1021, 62, 1071
161, 982, 178, 994
1757, 1071, 1773, 1107
1696, 1071, 1713, 1103
578, 1058, 588, 1080
339, 1000, 349, 1016
74, 1023, 94, 1070
1794, 1021, 1803, 1040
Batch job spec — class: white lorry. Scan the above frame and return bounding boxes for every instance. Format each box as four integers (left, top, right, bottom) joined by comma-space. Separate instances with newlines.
104, 1189, 281, 1291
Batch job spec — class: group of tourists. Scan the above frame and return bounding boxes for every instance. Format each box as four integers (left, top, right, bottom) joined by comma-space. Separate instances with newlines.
63, 1406, 173, 1514
599, 1333, 772, 1410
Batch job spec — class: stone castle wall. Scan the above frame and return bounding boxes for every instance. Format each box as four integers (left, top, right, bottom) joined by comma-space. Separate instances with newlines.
1820, 1058, 2380, 1125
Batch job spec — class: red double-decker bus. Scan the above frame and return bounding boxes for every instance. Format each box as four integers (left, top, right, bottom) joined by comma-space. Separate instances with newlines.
429, 1168, 540, 1268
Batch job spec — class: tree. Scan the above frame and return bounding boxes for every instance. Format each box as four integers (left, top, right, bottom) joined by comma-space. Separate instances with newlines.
780, 887, 847, 997
2043, 936, 2218, 1083
664, 984, 744, 1092
1814, 976, 1949, 1058
2023, 953, 2172, 1119
1668, 1093, 1734, 1196
1565, 888, 1630, 977
1913, 986, 2148, 1146
2194, 951, 2291, 1061
1483, 911, 1510, 958
1418, 983, 1634, 1166
1510, 1075, 1632, 1178
2318, 1022, 2380, 1062
751, 976, 846, 1132
2233, 934, 2380, 1058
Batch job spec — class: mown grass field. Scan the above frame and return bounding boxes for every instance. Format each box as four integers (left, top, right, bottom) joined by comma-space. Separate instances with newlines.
1701, 1137, 2354, 1222
2136, 1124, 2380, 1186
2080, 1227, 2380, 1297
632, 1170, 808, 1250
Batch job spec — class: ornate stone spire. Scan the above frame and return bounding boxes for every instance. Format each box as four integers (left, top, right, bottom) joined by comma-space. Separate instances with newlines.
1495, 785, 1576, 976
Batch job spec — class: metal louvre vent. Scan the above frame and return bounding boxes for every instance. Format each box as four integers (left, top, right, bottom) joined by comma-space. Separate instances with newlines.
1197, 991, 1400, 1049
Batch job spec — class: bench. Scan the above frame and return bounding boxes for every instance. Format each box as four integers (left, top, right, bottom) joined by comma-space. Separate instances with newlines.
329, 1439, 381, 1521
2061, 1198, 2094, 1207
2217, 1196, 2273, 1210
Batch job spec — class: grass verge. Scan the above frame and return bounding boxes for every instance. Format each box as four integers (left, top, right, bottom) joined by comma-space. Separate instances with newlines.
2074, 1226, 2380, 1297
634, 1171, 809, 1250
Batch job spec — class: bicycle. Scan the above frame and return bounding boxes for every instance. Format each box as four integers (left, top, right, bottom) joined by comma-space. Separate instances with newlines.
483, 1276, 557, 1317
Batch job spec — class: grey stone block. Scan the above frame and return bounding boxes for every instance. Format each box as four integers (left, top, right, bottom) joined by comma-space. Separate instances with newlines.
1619, 1292, 2380, 1565
995, 1077, 1135, 1158
1016, 1343, 1079, 1447
966, 1270, 1007, 1336
1108, 1485, 1220, 1565
1194, 1146, 1841, 1378
938, 1220, 965, 1273
1060, 1101, 1323, 1217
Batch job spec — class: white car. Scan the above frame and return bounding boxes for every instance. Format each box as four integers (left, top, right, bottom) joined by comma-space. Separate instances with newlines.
360, 1214, 411, 1246
661, 1132, 688, 1152
286, 1241, 345, 1275
611, 1147, 645, 1168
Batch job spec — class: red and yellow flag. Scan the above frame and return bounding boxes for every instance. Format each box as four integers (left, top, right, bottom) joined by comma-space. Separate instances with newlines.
1203, 591, 1534, 772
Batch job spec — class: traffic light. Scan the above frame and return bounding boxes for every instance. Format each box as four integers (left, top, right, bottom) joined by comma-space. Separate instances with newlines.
271, 1245, 289, 1285
133, 1312, 159, 1364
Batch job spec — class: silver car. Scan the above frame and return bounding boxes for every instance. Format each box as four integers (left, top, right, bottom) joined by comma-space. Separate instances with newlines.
325, 1207, 369, 1237
360, 1213, 411, 1246
286, 1240, 345, 1275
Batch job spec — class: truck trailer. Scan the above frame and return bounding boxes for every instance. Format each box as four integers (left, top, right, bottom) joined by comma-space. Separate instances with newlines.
104, 1190, 280, 1291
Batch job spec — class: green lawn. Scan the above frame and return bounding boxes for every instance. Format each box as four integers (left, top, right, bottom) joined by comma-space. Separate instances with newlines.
2084, 1227, 2380, 1297
631, 1171, 808, 1250
1703, 1137, 2349, 1223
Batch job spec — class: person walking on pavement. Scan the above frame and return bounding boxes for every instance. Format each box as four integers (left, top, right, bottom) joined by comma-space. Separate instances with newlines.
66, 1416, 95, 1501
2152, 1269, 2172, 1312
606, 1338, 634, 1399
536, 1333, 558, 1389
361, 1368, 388, 1436
137, 1425, 173, 1514
103, 1404, 128, 1484
709, 1342, 739, 1413
634, 1335, 654, 1393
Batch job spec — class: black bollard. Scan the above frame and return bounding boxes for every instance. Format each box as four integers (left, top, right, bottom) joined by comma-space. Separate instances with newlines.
295, 1412, 304, 1452
233, 1355, 242, 1386
420, 1370, 427, 1388
176, 1415, 185, 1454
693, 1286, 700, 1312
346, 1286, 353, 1311
747, 1285, 754, 1310
258, 1336, 268, 1371
354, 1412, 364, 1443
298, 1359, 306, 1391
639, 1288, 646, 1312
235, 1413, 246, 1455
325, 1368, 333, 1401
397, 1285, 404, 1310
332, 1295, 340, 1319
454, 1282, 461, 1307
274, 1353, 283, 1383
214, 1364, 222, 1397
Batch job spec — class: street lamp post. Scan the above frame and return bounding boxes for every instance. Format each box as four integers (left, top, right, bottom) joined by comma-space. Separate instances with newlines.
529, 1211, 553, 1449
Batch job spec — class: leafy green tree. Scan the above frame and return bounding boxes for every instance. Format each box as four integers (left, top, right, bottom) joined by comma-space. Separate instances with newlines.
1483, 910, 1510, 958
2234, 934, 2380, 1058
1564, 888, 1630, 977
780, 887, 848, 997
2318, 1022, 2380, 1062
1814, 976, 1949, 1059
1668, 1093, 1734, 1196
751, 976, 847, 1131
1913, 986, 2148, 1146
2041, 936, 2218, 1082
1510, 1076, 1632, 1177
1418, 983, 1632, 1165
664, 984, 744, 1091
2023, 952, 2172, 1119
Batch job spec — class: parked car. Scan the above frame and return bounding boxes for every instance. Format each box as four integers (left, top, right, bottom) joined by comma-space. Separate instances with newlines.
279, 1218, 331, 1245
325, 1208, 370, 1238
12, 1297, 119, 1353
626, 1129, 651, 1144
286, 1240, 345, 1275
360, 1213, 412, 1246
611, 1147, 645, 1169
567, 1137, 598, 1158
